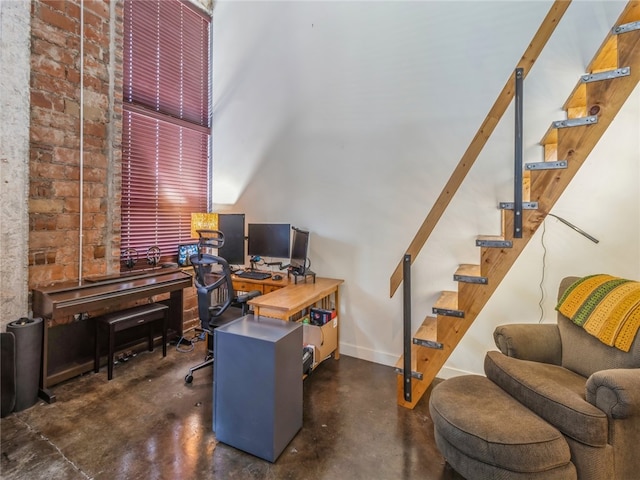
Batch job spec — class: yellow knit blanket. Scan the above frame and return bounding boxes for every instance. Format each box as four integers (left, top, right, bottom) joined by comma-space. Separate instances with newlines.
556, 274, 640, 352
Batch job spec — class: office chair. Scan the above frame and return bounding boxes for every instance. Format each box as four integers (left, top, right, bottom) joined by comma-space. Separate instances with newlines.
184, 250, 261, 384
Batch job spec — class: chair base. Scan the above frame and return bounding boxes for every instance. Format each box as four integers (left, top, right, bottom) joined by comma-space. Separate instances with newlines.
184, 353, 213, 384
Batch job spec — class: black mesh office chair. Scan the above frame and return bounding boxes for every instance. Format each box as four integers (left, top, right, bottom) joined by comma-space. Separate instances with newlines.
184, 237, 261, 384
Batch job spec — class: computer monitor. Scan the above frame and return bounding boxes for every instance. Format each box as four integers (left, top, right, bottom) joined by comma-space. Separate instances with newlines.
290, 227, 309, 274
218, 213, 245, 265
247, 223, 291, 259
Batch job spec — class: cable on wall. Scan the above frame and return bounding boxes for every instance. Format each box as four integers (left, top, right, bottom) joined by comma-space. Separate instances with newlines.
537, 213, 599, 323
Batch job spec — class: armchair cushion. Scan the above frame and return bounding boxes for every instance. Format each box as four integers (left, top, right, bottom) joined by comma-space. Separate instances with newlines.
484, 351, 608, 447
558, 315, 640, 378
556, 276, 640, 378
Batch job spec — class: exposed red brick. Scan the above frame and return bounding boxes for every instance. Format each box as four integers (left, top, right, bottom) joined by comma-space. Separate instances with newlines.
32, 38, 75, 66
57, 214, 80, 230
38, 4, 79, 35
30, 230, 67, 250
31, 54, 67, 80
84, 1, 109, 19
32, 214, 57, 231
30, 181, 53, 198
84, 122, 106, 138
93, 245, 106, 259
53, 180, 80, 197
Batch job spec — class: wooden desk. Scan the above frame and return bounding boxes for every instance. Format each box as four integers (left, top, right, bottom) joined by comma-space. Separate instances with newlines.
231, 273, 289, 295
247, 277, 344, 359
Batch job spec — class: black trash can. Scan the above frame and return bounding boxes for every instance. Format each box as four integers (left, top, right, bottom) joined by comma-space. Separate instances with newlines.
7, 317, 43, 412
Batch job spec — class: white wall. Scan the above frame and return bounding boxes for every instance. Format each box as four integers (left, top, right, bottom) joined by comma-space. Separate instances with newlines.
0, 0, 31, 326
211, 0, 640, 376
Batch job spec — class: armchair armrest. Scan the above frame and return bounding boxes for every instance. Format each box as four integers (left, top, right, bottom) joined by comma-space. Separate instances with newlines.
586, 368, 640, 419
493, 323, 562, 365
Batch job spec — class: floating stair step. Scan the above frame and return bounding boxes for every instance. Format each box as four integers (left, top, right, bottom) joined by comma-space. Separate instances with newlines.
413, 316, 443, 349
499, 201, 538, 210
540, 114, 598, 145
525, 160, 567, 171
476, 235, 512, 248
394, 347, 423, 380
432, 291, 464, 318
454, 264, 488, 285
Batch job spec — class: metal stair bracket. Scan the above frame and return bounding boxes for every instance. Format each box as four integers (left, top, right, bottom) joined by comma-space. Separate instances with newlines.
499, 202, 538, 210
402, 254, 412, 402
613, 20, 640, 35
581, 67, 630, 83
476, 237, 513, 248
552, 116, 598, 129
453, 272, 488, 285
514, 68, 524, 238
525, 160, 568, 170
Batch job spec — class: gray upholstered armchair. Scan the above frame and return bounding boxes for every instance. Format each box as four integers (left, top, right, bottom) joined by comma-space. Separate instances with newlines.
430, 276, 640, 480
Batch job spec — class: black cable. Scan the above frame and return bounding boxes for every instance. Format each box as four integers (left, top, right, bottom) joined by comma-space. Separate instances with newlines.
538, 220, 548, 323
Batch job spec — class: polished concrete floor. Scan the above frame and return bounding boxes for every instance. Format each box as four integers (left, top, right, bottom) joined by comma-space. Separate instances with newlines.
1, 337, 464, 480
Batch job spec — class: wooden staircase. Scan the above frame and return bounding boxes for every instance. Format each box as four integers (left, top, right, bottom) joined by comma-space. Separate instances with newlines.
393, 1, 640, 409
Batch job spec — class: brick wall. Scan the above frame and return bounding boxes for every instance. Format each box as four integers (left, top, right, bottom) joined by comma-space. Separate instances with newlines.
28, 0, 198, 329
29, 0, 121, 288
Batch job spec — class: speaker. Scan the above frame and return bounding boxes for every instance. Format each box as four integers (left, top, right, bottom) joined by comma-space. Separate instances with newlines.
7, 317, 43, 412
1, 332, 16, 417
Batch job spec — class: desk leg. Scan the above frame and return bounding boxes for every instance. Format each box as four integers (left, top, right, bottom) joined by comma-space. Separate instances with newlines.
334, 287, 340, 360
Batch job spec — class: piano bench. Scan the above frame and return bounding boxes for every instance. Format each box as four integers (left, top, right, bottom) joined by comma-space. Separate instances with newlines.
94, 303, 169, 380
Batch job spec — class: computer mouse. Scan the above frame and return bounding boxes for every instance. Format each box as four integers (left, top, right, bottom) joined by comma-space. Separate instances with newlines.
272, 274, 283, 281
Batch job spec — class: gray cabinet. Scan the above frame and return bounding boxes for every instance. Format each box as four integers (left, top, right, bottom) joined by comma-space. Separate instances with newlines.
213, 314, 302, 462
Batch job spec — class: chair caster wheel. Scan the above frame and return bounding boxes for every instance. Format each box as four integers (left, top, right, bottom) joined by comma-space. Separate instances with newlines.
185, 374, 193, 384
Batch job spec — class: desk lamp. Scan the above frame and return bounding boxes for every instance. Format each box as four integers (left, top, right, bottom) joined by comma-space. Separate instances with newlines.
191, 212, 218, 239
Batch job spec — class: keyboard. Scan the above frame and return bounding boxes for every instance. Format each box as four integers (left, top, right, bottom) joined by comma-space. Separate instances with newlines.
235, 271, 272, 280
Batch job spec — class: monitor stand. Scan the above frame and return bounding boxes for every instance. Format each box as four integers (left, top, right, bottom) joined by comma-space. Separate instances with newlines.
288, 269, 316, 284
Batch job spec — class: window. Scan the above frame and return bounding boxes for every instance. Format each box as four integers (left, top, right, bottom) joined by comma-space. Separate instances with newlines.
121, 0, 210, 259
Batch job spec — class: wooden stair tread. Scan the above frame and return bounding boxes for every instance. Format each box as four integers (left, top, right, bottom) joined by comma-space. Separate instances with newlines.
476, 235, 506, 242
434, 291, 458, 310
414, 316, 438, 343
455, 264, 481, 277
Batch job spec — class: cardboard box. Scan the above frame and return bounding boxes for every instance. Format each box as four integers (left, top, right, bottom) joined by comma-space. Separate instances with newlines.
303, 317, 338, 367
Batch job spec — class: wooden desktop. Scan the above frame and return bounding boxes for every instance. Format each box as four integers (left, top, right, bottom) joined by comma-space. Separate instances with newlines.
231, 273, 343, 360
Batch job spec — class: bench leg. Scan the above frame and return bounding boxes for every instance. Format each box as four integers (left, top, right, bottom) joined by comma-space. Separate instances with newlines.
108, 326, 115, 381
162, 313, 168, 358
94, 324, 100, 373
148, 325, 154, 352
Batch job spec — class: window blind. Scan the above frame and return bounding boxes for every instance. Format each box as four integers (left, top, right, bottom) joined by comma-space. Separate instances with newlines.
121, 0, 210, 258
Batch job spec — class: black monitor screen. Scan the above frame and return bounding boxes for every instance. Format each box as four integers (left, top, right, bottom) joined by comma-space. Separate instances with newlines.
218, 213, 245, 265
248, 223, 291, 259
290, 227, 309, 269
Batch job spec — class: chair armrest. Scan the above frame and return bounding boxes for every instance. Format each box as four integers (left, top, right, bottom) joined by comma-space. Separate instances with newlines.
586, 369, 640, 419
493, 323, 562, 365
235, 289, 261, 304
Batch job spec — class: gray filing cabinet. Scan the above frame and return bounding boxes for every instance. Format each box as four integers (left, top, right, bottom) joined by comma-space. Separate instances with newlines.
213, 314, 302, 462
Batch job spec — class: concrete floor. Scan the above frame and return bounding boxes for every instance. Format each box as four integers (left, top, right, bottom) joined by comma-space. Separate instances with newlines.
1, 337, 464, 480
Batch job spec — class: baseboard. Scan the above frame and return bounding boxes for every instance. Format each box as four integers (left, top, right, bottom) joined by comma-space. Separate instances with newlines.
338, 342, 479, 379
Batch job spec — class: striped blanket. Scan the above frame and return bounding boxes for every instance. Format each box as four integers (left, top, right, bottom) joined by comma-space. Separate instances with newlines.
556, 274, 640, 352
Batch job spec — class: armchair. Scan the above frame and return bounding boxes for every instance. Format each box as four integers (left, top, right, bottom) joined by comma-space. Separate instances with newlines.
184, 252, 260, 384
430, 275, 640, 480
